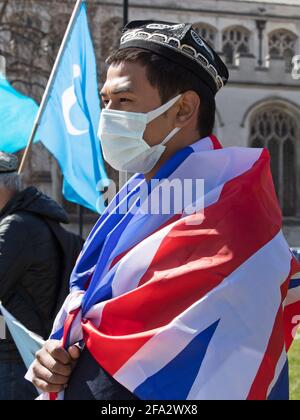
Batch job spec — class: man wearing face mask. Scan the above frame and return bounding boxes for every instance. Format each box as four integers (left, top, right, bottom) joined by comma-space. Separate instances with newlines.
30, 21, 300, 401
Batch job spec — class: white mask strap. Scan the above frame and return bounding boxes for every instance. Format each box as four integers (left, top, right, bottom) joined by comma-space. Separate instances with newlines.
147, 94, 182, 123
161, 127, 181, 146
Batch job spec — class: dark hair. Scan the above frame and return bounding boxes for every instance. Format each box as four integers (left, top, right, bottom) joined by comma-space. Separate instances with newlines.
106, 48, 216, 138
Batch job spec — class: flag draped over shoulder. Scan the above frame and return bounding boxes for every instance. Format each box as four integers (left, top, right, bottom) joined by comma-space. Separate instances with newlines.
36, 3, 108, 212
0, 76, 38, 153
36, 135, 300, 401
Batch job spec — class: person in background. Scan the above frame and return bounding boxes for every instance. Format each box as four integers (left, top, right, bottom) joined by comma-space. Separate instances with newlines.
0, 151, 83, 400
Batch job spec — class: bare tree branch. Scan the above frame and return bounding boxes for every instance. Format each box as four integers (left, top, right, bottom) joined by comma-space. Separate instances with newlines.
0, 0, 9, 24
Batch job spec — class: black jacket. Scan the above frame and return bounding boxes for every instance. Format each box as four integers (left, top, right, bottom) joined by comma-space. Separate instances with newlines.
0, 187, 83, 361
65, 348, 138, 400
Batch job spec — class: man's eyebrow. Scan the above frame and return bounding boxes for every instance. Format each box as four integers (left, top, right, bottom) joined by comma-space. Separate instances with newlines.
100, 83, 134, 97
112, 86, 135, 94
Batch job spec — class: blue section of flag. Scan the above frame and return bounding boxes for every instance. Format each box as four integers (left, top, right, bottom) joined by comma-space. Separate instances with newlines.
36, 2, 108, 212
289, 278, 300, 290
292, 249, 300, 261
80, 146, 195, 314
51, 326, 65, 341
267, 361, 289, 401
0, 75, 38, 153
133, 320, 220, 400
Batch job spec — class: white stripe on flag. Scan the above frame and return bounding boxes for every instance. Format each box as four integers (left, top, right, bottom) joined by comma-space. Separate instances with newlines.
111, 222, 175, 297
113, 231, 291, 400
187, 231, 291, 400
190, 136, 213, 152
285, 286, 300, 306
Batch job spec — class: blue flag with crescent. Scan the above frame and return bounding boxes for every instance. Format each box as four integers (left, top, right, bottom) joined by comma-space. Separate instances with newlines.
0, 75, 38, 153
36, 2, 108, 212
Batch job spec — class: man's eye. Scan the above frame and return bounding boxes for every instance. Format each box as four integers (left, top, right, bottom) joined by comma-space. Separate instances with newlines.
120, 98, 131, 103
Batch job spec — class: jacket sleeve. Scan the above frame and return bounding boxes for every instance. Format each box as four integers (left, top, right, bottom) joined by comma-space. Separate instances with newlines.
0, 215, 32, 302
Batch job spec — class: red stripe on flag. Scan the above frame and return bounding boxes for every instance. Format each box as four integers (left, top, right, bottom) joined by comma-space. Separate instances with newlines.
99, 149, 281, 338
82, 320, 157, 376
247, 307, 285, 400
284, 256, 300, 350
284, 301, 300, 351
247, 257, 297, 400
210, 134, 223, 150
109, 215, 180, 269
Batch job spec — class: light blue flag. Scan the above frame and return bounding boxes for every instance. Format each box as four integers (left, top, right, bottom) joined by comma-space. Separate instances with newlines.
36, 2, 109, 212
0, 75, 38, 153
0, 303, 44, 370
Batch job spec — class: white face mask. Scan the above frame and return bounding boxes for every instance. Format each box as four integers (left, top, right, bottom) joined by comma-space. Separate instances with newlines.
98, 94, 182, 174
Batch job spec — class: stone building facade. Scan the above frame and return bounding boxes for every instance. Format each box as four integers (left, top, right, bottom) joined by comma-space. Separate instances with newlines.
0, 0, 300, 245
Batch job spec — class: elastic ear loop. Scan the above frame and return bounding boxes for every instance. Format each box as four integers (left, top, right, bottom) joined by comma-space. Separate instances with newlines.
147, 94, 182, 123
147, 94, 182, 146
161, 127, 181, 145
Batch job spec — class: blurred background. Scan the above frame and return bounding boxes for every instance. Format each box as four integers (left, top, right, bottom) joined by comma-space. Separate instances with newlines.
0, 0, 299, 400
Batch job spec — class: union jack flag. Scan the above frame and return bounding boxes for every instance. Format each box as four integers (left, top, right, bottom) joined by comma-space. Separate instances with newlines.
35, 135, 300, 400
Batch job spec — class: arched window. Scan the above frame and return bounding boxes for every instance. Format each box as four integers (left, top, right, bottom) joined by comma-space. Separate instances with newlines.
268, 30, 297, 71
222, 26, 250, 65
193, 23, 217, 49
250, 107, 298, 217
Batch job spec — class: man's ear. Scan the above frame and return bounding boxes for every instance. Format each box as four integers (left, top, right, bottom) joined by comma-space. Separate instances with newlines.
175, 91, 200, 128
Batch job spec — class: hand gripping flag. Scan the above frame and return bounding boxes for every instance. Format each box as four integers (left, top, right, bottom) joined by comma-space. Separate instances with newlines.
32, 136, 300, 400
36, 2, 108, 212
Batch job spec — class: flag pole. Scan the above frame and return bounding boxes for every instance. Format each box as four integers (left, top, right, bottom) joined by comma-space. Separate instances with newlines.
123, 0, 129, 26
18, 0, 84, 174
78, 205, 84, 237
